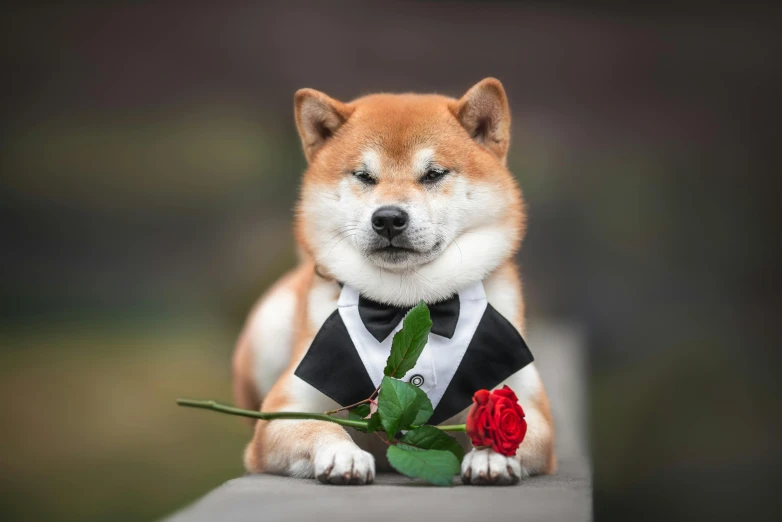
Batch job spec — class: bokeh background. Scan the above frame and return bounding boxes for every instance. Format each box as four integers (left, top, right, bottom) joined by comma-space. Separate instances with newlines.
1, 3, 780, 522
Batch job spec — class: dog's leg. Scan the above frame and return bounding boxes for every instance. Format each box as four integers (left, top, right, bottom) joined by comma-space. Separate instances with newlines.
232, 267, 308, 426
243, 372, 376, 485
461, 363, 556, 485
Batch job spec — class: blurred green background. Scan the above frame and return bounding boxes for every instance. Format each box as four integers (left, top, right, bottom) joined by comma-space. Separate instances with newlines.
1, 3, 780, 522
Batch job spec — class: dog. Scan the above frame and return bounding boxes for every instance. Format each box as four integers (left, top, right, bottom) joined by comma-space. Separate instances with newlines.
232, 78, 555, 485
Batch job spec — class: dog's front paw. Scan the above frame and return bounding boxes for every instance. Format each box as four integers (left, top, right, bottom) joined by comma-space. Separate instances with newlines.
461, 448, 526, 486
314, 442, 375, 485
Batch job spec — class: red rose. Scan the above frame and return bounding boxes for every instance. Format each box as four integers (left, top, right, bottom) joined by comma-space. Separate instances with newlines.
465, 385, 527, 457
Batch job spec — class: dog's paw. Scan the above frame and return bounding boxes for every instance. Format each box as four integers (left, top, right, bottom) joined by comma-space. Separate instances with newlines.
461, 448, 526, 486
314, 442, 375, 485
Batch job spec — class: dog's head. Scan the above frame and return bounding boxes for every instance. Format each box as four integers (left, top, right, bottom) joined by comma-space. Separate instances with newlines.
293, 78, 525, 305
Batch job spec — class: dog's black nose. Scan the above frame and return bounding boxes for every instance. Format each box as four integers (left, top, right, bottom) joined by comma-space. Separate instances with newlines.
371, 206, 409, 239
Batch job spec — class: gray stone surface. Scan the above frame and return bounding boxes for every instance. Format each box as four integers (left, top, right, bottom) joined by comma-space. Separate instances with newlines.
164, 320, 591, 522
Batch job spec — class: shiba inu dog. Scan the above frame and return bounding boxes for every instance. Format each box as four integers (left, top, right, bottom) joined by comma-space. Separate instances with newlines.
232, 78, 555, 485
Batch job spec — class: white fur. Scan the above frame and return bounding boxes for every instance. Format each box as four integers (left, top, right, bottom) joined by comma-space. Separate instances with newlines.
504, 363, 544, 407
412, 147, 435, 174
461, 448, 525, 485
336, 223, 514, 305
483, 269, 524, 333
314, 440, 375, 485
308, 277, 340, 330
302, 165, 517, 305
247, 277, 338, 402
284, 373, 341, 412
362, 148, 382, 174
288, 458, 315, 478
250, 288, 296, 397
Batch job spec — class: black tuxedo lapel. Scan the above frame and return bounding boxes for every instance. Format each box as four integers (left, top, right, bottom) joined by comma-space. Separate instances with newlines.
293, 310, 376, 408
429, 304, 534, 425
294, 303, 534, 425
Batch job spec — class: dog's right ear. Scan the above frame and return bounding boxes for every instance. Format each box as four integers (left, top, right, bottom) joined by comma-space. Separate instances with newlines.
294, 89, 354, 162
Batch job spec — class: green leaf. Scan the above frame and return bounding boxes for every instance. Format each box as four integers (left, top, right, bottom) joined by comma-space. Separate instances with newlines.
349, 403, 371, 421
411, 386, 433, 426
383, 301, 432, 379
378, 376, 428, 437
399, 426, 465, 462
386, 445, 460, 487
366, 412, 382, 433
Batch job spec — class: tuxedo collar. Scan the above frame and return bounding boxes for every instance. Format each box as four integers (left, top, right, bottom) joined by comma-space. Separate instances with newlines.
294, 281, 534, 425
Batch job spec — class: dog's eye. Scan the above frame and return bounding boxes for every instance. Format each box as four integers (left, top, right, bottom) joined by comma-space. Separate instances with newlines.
421, 168, 449, 184
352, 171, 377, 185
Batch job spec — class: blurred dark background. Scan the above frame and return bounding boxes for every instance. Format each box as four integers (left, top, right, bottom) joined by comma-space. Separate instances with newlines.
1, 3, 780, 521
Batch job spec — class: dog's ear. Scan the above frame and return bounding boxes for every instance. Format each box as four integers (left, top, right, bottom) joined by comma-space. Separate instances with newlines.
294, 88, 354, 162
451, 78, 511, 164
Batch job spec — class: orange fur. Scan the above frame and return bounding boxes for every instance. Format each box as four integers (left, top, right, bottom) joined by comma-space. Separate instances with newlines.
231, 329, 259, 425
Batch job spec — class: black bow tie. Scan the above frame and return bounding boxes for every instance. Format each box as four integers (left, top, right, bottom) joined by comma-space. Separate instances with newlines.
357, 294, 460, 342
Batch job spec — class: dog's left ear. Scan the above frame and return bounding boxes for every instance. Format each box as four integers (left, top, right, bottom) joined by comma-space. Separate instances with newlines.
451, 78, 511, 164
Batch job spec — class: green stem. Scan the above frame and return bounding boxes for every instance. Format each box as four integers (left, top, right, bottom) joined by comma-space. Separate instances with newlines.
176, 399, 369, 430
434, 424, 467, 432
176, 399, 467, 432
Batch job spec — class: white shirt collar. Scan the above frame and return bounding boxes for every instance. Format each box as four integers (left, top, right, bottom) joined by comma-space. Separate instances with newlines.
337, 281, 488, 411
